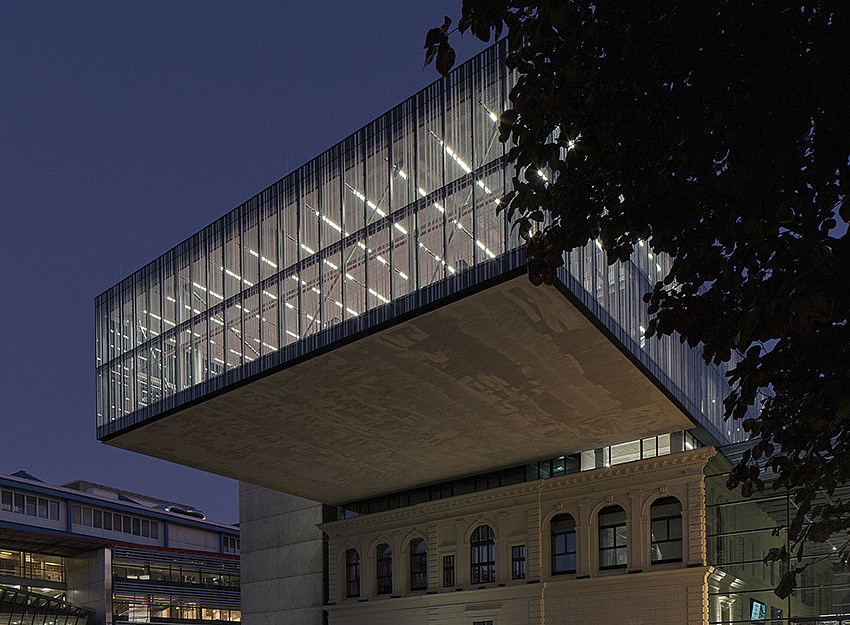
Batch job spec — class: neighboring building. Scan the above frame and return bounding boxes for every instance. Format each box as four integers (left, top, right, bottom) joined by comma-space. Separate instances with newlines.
94, 40, 848, 624
0, 471, 240, 625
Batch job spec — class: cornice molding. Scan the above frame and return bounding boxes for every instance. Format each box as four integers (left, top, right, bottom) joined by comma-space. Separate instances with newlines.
321, 448, 716, 533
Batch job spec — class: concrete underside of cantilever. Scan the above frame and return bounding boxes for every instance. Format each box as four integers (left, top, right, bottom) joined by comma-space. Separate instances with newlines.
105, 276, 693, 504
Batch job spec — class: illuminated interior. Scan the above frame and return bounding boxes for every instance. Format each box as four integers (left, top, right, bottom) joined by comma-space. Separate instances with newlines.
95, 40, 741, 447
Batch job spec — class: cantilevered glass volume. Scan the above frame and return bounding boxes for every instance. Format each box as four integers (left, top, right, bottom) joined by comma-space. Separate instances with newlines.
95, 40, 742, 446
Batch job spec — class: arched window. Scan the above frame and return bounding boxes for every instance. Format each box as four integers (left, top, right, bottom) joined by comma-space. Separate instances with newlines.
651, 497, 683, 564
376, 543, 393, 594
345, 549, 360, 598
551, 513, 577, 574
409, 538, 427, 590
598, 505, 627, 570
470, 525, 495, 584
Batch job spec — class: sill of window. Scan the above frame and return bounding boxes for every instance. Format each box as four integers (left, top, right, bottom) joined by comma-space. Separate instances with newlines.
652, 560, 685, 569
596, 567, 627, 576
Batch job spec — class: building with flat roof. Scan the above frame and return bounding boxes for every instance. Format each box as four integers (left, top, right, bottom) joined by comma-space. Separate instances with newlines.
94, 40, 847, 624
0, 471, 240, 625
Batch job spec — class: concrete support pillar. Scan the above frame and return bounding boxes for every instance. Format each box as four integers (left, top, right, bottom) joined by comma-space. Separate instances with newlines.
65, 548, 110, 625
239, 482, 324, 625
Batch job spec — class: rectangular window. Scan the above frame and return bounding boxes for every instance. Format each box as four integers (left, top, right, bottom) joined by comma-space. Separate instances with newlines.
25, 496, 37, 516
93, 509, 102, 528
1, 490, 12, 512
150, 522, 158, 539
49, 500, 59, 521
141, 519, 150, 537
37, 498, 49, 519
13, 493, 24, 514
123, 515, 132, 533
103, 512, 112, 531
132, 517, 141, 536
443, 555, 455, 587
345, 549, 360, 598
82, 507, 92, 526
512, 545, 526, 580
72, 504, 82, 524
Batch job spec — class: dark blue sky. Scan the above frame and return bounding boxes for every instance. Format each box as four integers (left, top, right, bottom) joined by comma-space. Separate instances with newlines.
1, 1, 482, 524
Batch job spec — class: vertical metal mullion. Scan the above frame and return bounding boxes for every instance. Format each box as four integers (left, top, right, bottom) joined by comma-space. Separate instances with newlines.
413, 96, 421, 291
386, 116, 394, 302
221, 225, 230, 373
256, 196, 265, 360
201, 230, 210, 387
129, 278, 138, 416
317, 166, 324, 331
296, 170, 303, 339
362, 133, 368, 302
501, 42, 510, 259
239, 208, 246, 368
276, 183, 284, 351
337, 152, 348, 322
469, 62, 478, 267
440, 79, 448, 281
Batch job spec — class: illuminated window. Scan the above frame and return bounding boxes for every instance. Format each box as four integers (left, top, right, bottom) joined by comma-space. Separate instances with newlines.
650, 497, 683, 564
409, 538, 427, 591
551, 514, 577, 574
470, 525, 495, 584
599, 506, 627, 570
376, 543, 393, 595
345, 549, 360, 598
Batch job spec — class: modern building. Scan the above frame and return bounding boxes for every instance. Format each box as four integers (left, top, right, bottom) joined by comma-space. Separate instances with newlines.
94, 40, 848, 624
0, 471, 240, 625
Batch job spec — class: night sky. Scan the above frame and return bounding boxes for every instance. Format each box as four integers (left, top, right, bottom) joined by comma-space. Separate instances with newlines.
1, 2, 483, 524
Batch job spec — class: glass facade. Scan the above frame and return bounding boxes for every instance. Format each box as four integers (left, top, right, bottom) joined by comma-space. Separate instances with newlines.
707, 450, 850, 624
111, 547, 240, 624
0, 551, 64, 585
96, 40, 741, 447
